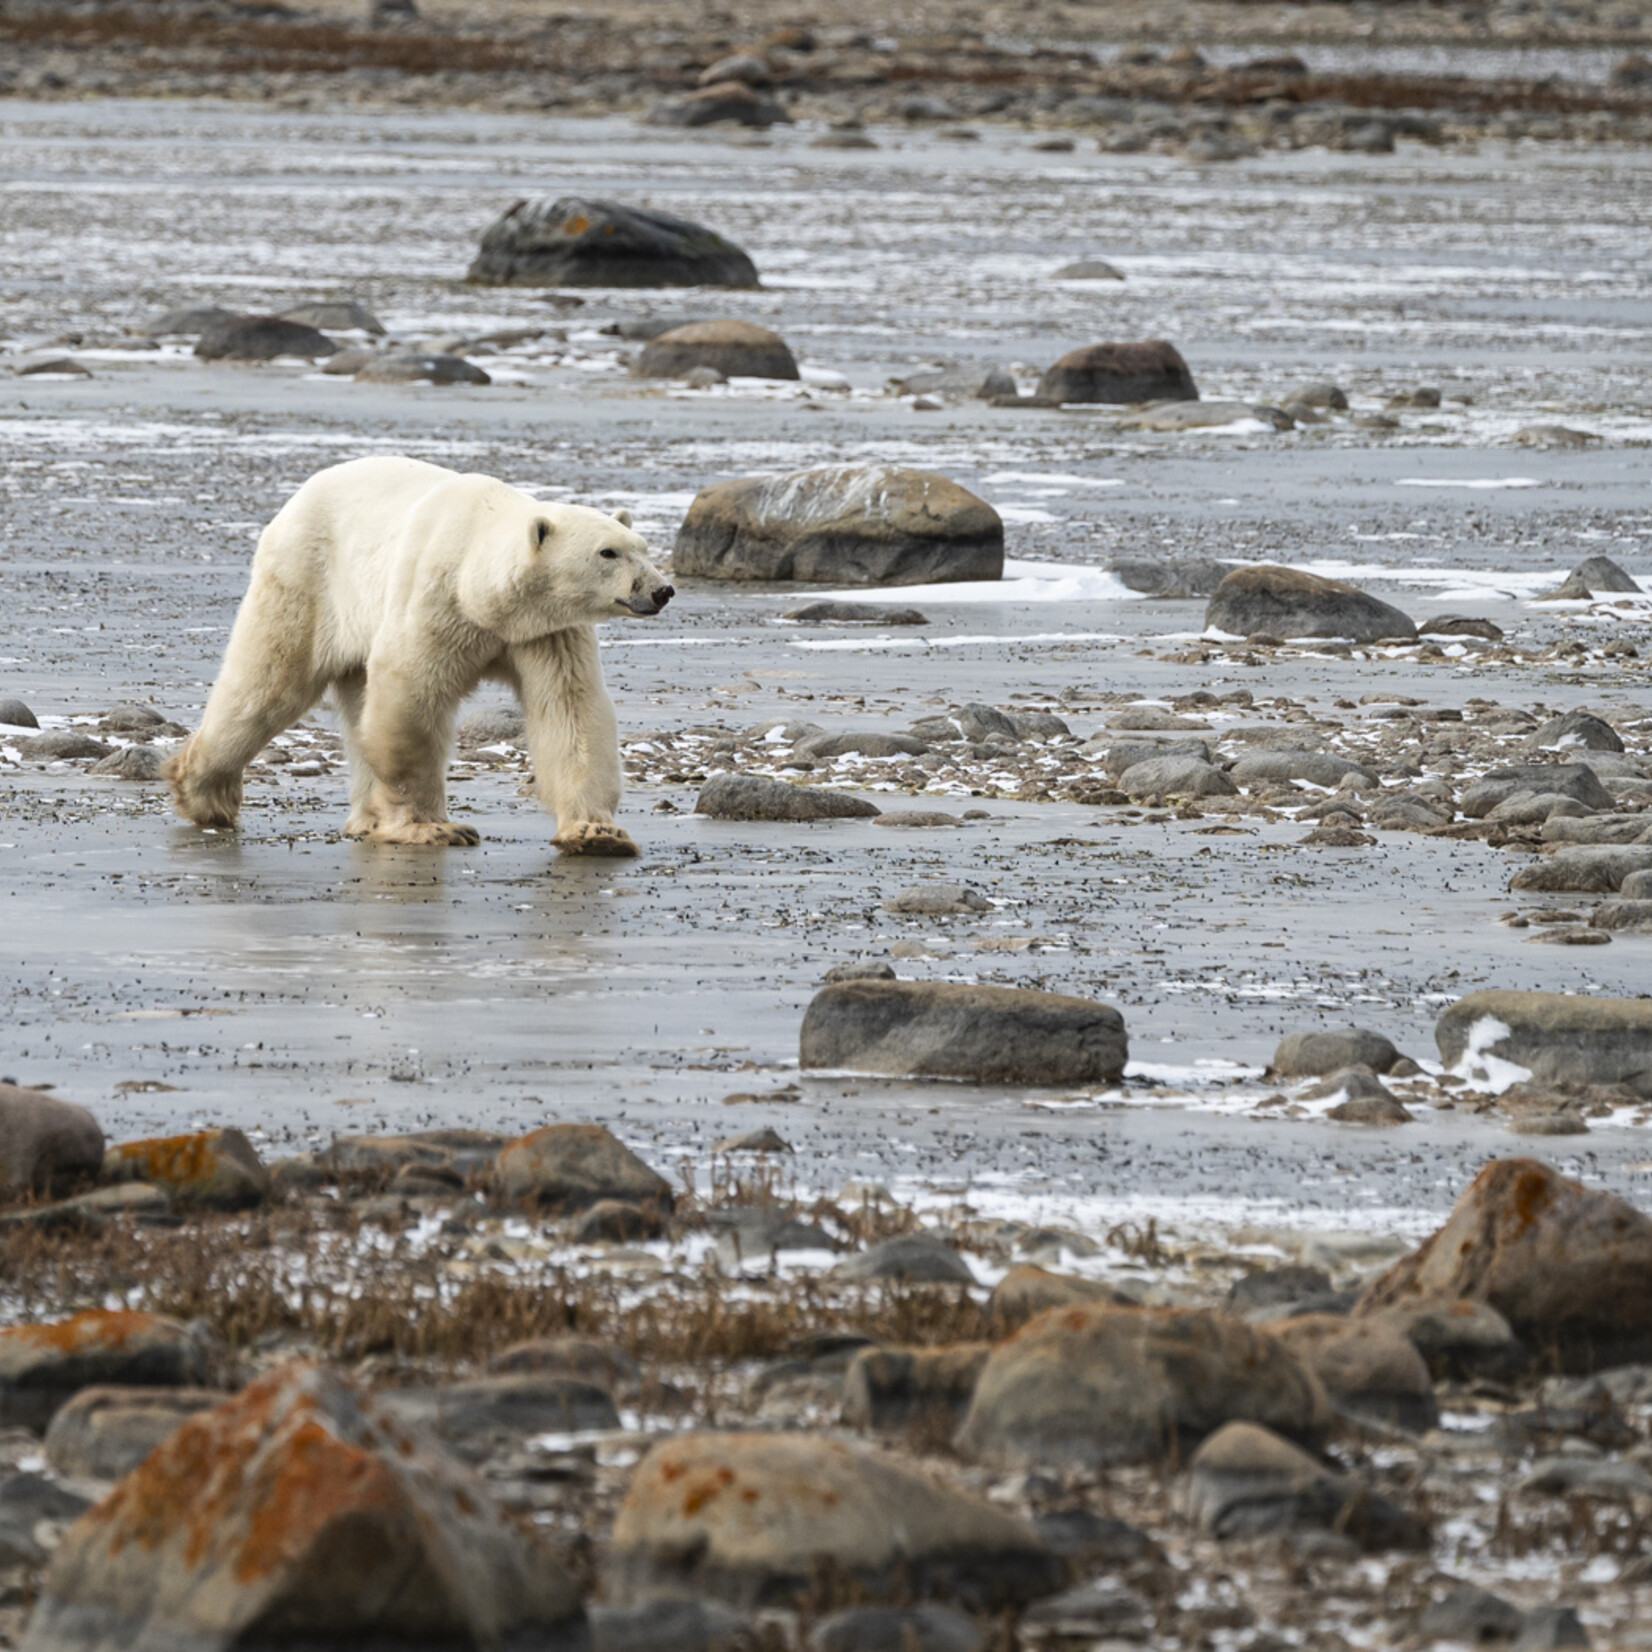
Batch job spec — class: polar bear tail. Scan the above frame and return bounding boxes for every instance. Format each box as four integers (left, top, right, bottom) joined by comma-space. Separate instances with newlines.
164, 735, 244, 829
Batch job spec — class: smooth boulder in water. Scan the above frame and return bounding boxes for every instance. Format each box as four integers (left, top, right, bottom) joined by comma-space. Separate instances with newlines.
1206, 564, 1417, 643
194, 315, 338, 362
467, 196, 759, 289
1037, 339, 1197, 404
636, 320, 798, 380
673, 465, 1003, 585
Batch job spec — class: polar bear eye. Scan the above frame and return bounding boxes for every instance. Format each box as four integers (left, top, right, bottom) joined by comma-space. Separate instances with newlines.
600, 547, 619, 560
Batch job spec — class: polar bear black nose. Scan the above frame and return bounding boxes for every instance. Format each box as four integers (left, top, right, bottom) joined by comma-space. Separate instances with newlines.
652, 585, 675, 612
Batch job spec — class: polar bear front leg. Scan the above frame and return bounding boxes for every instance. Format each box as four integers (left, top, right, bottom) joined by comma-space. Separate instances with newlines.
349, 655, 479, 847
509, 629, 637, 857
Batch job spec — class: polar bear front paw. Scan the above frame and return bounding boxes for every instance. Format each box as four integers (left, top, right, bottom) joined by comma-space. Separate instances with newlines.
363, 820, 482, 847
554, 821, 639, 858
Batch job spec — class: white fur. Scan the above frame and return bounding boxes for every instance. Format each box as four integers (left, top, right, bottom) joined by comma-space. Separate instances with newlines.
167, 456, 671, 849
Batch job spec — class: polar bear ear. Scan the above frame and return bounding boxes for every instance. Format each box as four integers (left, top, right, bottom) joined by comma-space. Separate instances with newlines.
533, 519, 554, 549
611, 508, 633, 527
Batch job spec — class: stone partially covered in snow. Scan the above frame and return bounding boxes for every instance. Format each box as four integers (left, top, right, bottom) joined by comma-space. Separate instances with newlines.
605, 1431, 1061, 1610
800, 980, 1127, 1085
1437, 990, 1652, 1093
673, 466, 1003, 585
1206, 565, 1416, 644
1356, 1157, 1652, 1369
23, 1363, 587, 1652
467, 195, 758, 288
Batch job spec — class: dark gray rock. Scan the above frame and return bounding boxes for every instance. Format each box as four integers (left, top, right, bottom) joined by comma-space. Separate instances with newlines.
1420, 613, 1505, 640
1116, 755, 1236, 798
591, 1598, 755, 1652
0, 698, 39, 729
1368, 1298, 1522, 1381
1592, 899, 1652, 932
835, 1235, 976, 1285
1227, 1265, 1335, 1317
194, 315, 338, 361
380, 1374, 620, 1462
23, 731, 111, 760
824, 960, 897, 984
1416, 1585, 1525, 1644
1541, 554, 1641, 598
783, 601, 929, 624
1052, 259, 1124, 281
1206, 564, 1416, 644
1436, 992, 1652, 1093
467, 196, 759, 288
1271, 1028, 1401, 1077
0, 1083, 104, 1199
647, 83, 792, 128
0, 1472, 90, 1566
695, 774, 879, 821
1514, 1605, 1591, 1650
457, 705, 527, 745
673, 465, 1003, 586
140, 306, 234, 338
1510, 845, 1652, 893
800, 979, 1127, 1084
279, 299, 385, 334
1229, 751, 1376, 789
17, 357, 90, 378
841, 1345, 989, 1432
1105, 556, 1230, 598
43, 1385, 222, 1481
1461, 764, 1617, 817
811, 1605, 982, 1652
91, 744, 164, 780
1021, 1582, 1152, 1641
1525, 709, 1625, 753
355, 352, 489, 385
1037, 339, 1197, 403
954, 702, 1018, 742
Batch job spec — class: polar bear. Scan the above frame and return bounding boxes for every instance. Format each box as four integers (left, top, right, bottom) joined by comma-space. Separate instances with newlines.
166, 456, 673, 853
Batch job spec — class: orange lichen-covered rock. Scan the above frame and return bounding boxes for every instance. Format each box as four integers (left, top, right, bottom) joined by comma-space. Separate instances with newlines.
0, 1311, 217, 1432
23, 1363, 588, 1652
1356, 1157, 1652, 1370
492, 1123, 673, 1215
606, 1430, 1061, 1611
101, 1128, 269, 1211
956, 1304, 1330, 1469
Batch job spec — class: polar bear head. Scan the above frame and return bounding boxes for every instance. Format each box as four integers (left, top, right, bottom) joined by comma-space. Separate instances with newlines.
457, 485, 674, 642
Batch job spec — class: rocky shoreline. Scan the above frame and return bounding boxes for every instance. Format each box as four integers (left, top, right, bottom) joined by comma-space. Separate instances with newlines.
5, 0, 1652, 153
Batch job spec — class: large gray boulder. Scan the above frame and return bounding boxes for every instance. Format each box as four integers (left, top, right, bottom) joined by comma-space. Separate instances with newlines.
1437, 990, 1652, 1093
0, 1085, 103, 1200
1115, 755, 1235, 798
957, 1305, 1329, 1468
467, 196, 758, 288
1356, 1157, 1652, 1368
492, 1123, 673, 1215
1270, 1028, 1401, 1078
193, 315, 338, 361
1229, 751, 1377, 789
1037, 339, 1197, 404
673, 466, 1004, 586
1206, 565, 1416, 643
23, 1363, 587, 1652
1510, 845, 1652, 893
1105, 556, 1230, 598
606, 1432, 1061, 1610
695, 774, 880, 821
1460, 763, 1617, 817
800, 980, 1128, 1085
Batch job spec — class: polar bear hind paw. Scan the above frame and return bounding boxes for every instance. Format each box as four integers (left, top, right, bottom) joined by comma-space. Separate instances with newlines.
357, 820, 481, 847
554, 821, 639, 857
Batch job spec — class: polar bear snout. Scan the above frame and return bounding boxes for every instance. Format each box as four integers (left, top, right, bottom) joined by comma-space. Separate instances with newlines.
619, 579, 674, 616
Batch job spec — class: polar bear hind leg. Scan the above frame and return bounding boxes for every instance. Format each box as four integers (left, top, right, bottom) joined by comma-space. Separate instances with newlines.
166, 607, 329, 829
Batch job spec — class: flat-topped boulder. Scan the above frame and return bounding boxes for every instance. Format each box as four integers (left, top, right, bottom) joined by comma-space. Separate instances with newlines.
467, 195, 759, 288
194, 315, 338, 362
1037, 339, 1197, 404
1206, 565, 1417, 644
800, 980, 1127, 1085
606, 1431, 1061, 1610
1356, 1157, 1652, 1369
674, 465, 1003, 586
636, 319, 798, 380
1436, 990, 1652, 1093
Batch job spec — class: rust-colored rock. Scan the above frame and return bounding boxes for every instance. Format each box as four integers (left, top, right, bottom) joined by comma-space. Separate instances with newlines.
492, 1122, 673, 1215
23, 1363, 587, 1652
102, 1128, 269, 1211
0, 1312, 217, 1432
956, 1304, 1329, 1469
607, 1430, 1061, 1610
1356, 1158, 1652, 1369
